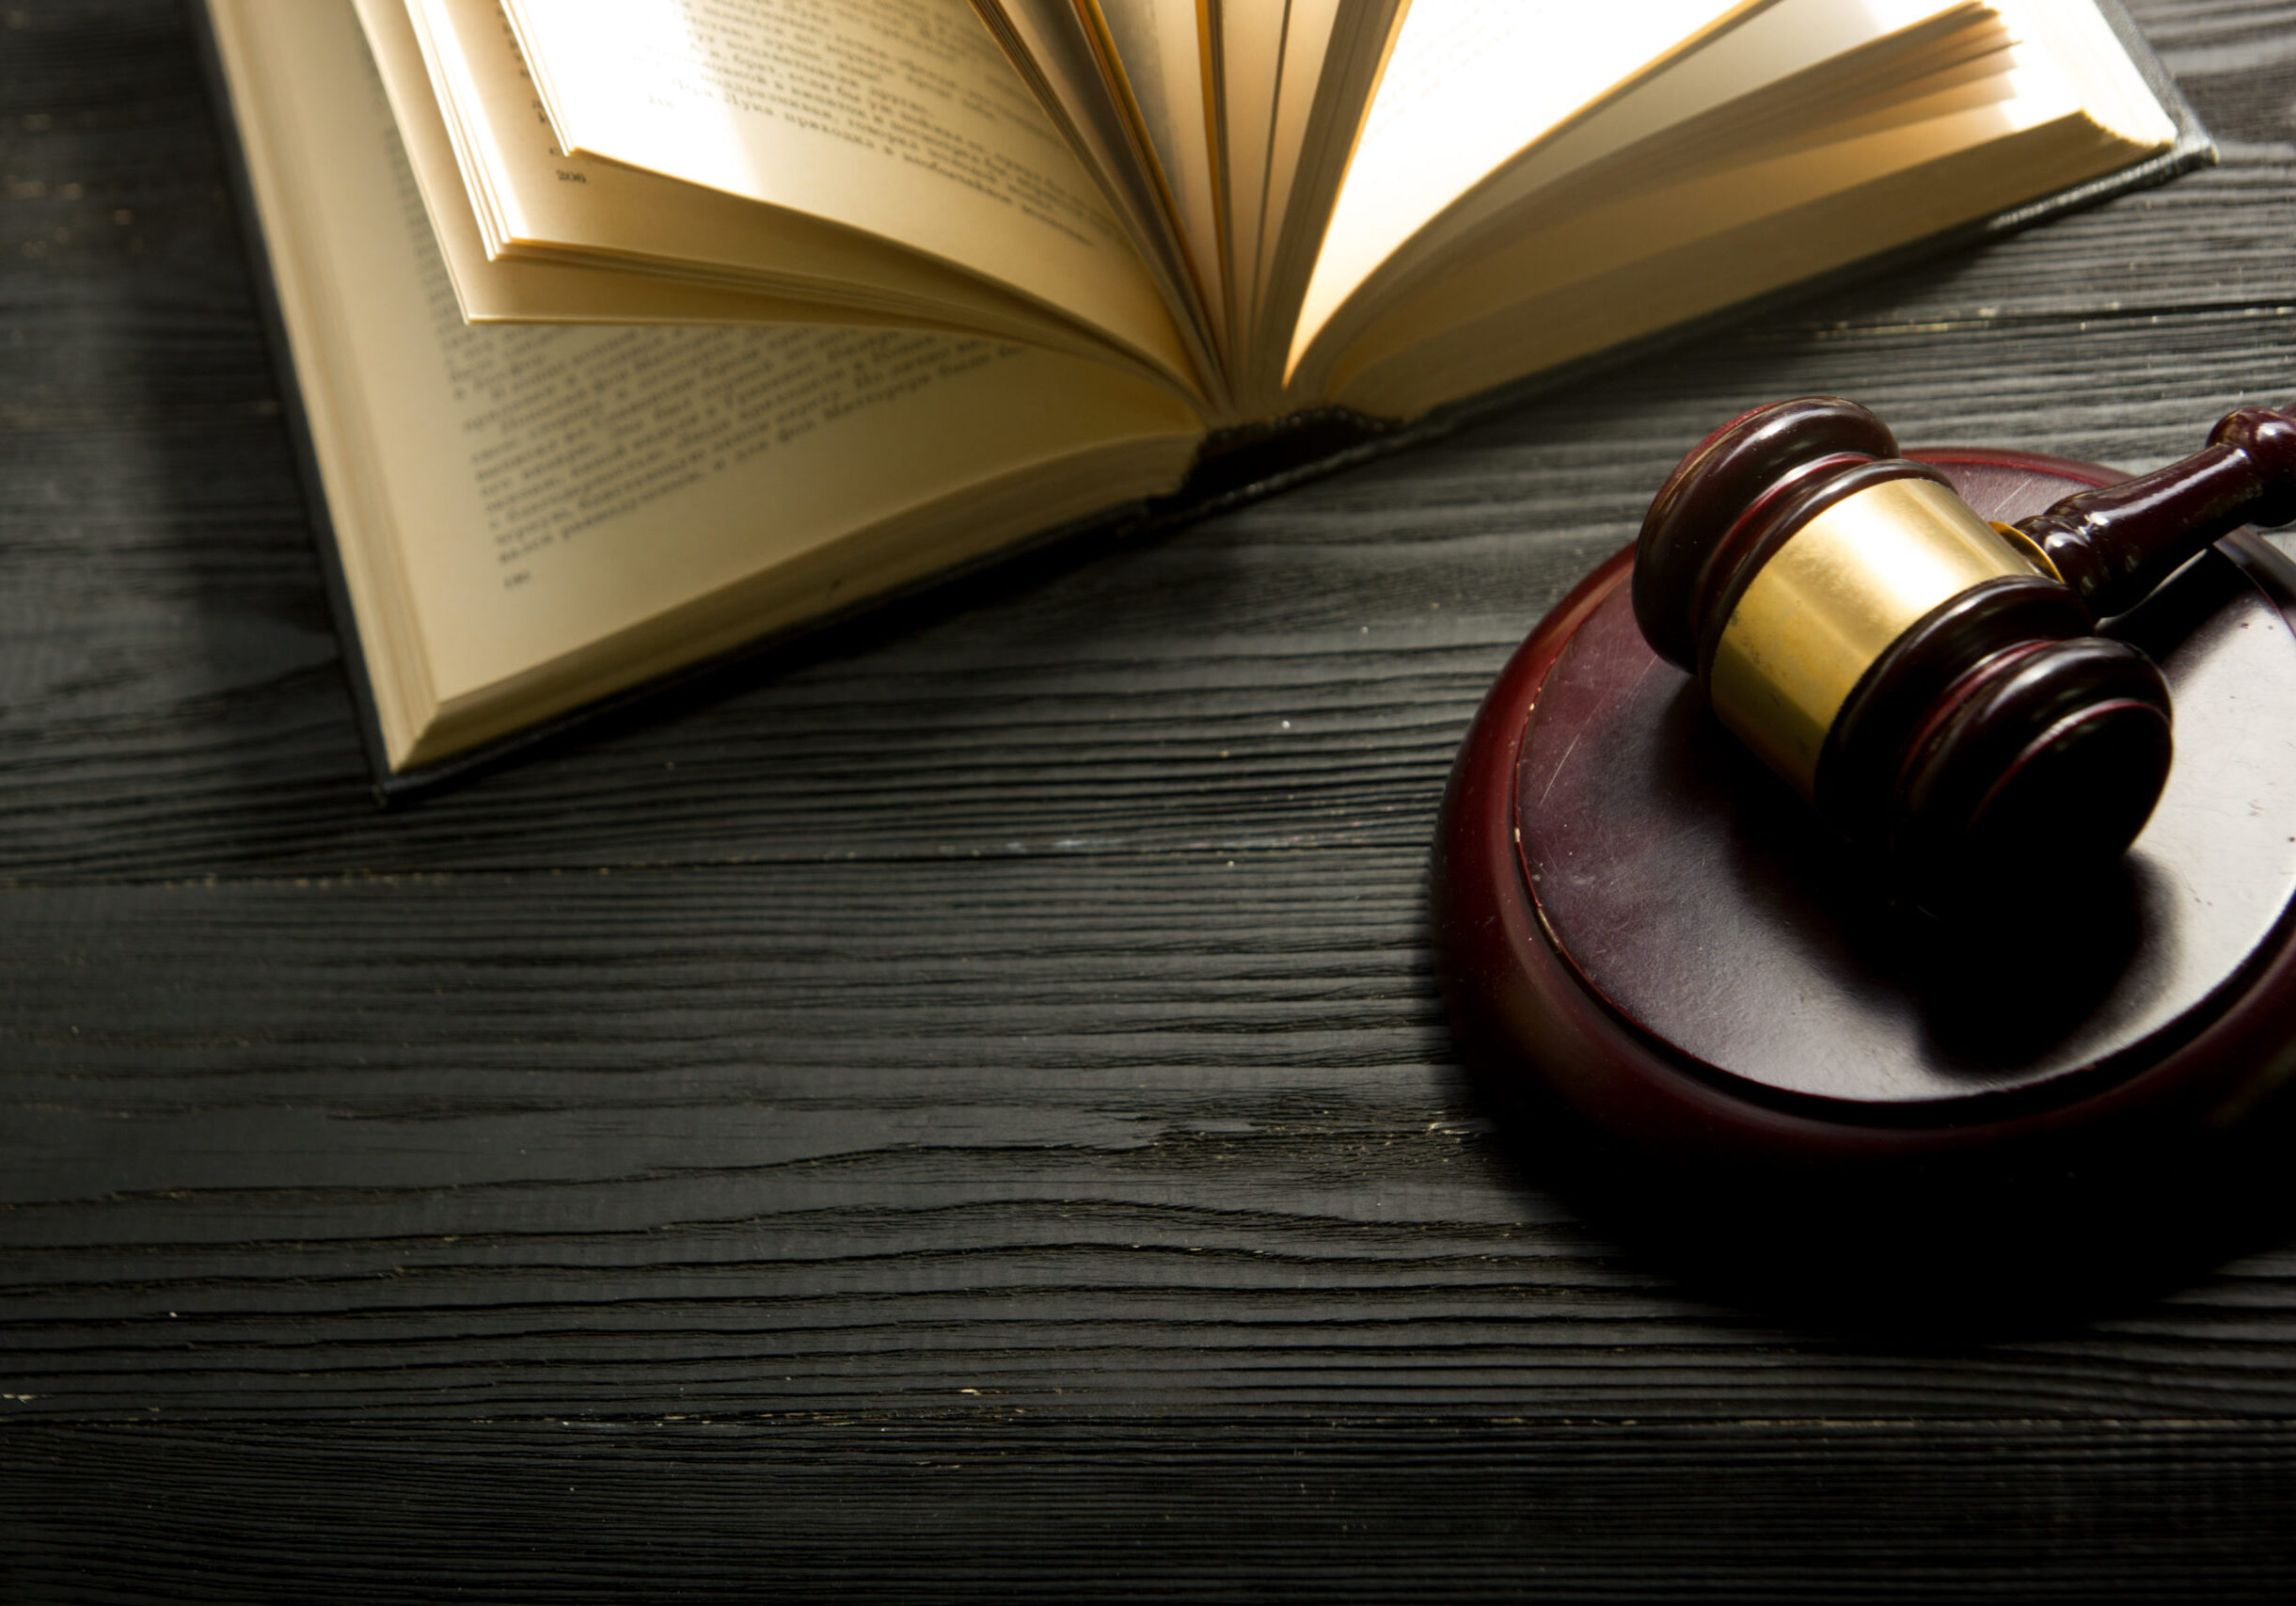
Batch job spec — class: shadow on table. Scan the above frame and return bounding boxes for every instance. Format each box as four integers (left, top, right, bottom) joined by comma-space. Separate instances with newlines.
1450, 1038, 2296, 1335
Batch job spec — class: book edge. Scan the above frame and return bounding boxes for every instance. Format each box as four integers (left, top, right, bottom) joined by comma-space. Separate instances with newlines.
189, 0, 403, 804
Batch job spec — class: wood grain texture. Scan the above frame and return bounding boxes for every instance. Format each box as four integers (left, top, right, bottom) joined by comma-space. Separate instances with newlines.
4, 0, 2296, 1598
8, 1419, 2296, 1603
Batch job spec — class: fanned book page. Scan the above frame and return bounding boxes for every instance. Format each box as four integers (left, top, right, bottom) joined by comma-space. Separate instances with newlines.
1084, 0, 1224, 348
1286, 0, 2177, 411
372, 0, 1153, 373
1291, 0, 1760, 364
498, 0, 1200, 391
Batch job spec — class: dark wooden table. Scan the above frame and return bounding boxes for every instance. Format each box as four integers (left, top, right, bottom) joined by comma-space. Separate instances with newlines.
6, 3, 2296, 1598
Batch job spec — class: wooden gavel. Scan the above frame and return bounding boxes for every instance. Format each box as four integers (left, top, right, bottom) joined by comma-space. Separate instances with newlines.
1633, 397, 2296, 889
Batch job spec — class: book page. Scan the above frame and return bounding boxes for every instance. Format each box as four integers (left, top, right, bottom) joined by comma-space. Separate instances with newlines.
1084, 0, 1225, 345
1235, 0, 1403, 405
214, 0, 1205, 766
964, 0, 1222, 387
1284, 0, 2026, 392
1292, 0, 1753, 361
499, 0, 1197, 391
390, 0, 1169, 373
1325, 71, 2162, 417
1340, 1, 2003, 280
363, 0, 951, 330
1254, 0, 1339, 312
1211, 0, 1291, 363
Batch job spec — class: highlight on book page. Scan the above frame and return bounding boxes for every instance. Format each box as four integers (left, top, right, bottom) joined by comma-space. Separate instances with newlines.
1293, 0, 2011, 389
1228, 0, 1405, 408
1289, 0, 2174, 415
1291, 0, 1758, 382
213, 0, 1206, 770
496, 0, 1203, 396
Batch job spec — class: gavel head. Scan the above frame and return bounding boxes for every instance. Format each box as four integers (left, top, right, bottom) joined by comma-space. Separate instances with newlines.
1632, 396, 2173, 896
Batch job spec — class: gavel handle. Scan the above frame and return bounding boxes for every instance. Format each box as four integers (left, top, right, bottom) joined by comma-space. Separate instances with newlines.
2015, 405, 2296, 619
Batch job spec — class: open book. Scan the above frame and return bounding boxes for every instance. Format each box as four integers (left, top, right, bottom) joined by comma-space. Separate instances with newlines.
196, 0, 2197, 786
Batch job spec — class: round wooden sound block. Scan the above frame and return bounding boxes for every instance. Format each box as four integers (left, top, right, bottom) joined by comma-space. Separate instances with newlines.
1435, 451, 2296, 1227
